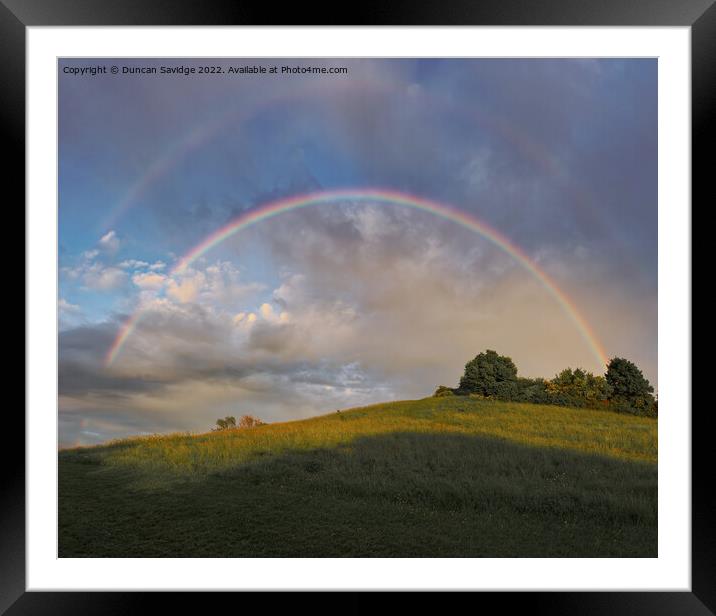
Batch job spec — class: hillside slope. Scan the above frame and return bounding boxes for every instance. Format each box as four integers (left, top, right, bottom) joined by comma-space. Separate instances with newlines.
59, 397, 657, 557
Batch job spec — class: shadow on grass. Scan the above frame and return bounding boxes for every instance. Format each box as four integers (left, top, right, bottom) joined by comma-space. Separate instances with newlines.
59, 432, 657, 558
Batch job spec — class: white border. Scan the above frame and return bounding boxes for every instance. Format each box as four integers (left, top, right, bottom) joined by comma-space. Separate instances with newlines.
27, 27, 691, 591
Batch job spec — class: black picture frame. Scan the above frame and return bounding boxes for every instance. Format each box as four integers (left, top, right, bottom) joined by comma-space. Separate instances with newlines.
7, 0, 706, 612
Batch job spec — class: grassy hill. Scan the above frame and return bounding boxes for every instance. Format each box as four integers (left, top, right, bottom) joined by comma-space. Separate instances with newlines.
59, 397, 657, 557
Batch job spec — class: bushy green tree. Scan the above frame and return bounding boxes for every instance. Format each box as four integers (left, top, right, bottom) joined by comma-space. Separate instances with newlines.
458, 350, 518, 396
605, 358, 656, 417
547, 368, 612, 408
513, 377, 552, 404
606, 358, 654, 399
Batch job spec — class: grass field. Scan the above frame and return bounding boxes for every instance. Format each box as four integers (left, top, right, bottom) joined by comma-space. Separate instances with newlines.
58, 397, 657, 557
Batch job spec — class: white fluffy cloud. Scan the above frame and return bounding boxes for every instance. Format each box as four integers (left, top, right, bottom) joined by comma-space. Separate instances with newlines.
99, 230, 120, 252
119, 259, 149, 269
166, 271, 205, 303
58, 298, 81, 314
132, 271, 167, 290
62, 260, 127, 291
94, 208, 593, 387
62, 232, 131, 291
120, 259, 166, 271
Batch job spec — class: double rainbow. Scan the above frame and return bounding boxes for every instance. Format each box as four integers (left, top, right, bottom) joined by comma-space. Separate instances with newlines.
105, 189, 608, 368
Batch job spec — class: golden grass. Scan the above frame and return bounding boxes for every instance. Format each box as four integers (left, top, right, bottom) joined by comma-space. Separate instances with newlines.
63, 396, 657, 476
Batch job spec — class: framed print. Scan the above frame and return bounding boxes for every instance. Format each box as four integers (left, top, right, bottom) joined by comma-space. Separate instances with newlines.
8, 0, 707, 611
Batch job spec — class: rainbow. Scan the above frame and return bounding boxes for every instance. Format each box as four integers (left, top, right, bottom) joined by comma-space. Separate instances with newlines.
105, 309, 144, 367
98, 113, 237, 231
105, 189, 609, 368
98, 75, 571, 232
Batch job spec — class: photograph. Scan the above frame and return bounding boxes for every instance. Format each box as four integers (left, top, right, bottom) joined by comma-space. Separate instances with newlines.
56, 57, 658, 559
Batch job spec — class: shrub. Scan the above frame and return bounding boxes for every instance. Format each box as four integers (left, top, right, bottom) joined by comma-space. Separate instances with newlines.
433, 385, 455, 397
610, 396, 658, 418
214, 415, 266, 430
513, 377, 552, 404
492, 379, 520, 401
238, 415, 265, 429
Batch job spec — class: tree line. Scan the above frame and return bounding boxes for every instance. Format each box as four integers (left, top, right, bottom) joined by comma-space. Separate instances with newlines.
434, 350, 657, 417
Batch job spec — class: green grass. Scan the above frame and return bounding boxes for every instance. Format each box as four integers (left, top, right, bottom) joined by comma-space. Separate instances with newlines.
59, 397, 657, 557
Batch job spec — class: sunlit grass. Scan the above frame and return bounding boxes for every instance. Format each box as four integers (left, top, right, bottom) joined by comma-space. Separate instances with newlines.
63, 397, 656, 475
59, 397, 657, 557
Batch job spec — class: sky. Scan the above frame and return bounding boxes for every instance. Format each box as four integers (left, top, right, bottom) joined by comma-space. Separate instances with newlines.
58, 58, 657, 447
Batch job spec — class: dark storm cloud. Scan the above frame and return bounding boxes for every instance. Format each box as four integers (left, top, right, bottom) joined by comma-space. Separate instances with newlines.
59, 323, 168, 397
57, 301, 382, 401
59, 59, 655, 284
248, 321, 301, 354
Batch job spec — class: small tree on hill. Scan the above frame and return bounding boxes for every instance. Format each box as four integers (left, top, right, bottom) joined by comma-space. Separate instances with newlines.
605, 357, 656, 416
214, 416, 236, 431
238, 414, 265, 429
433, 385, 455, 397
606, 358, 654, 399
458, 350, 518, 396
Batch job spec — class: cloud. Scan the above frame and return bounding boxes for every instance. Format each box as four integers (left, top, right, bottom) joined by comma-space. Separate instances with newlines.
458, 148, 492, 192
84, 264, 127, 290
58, 298, 81, 314
233, 311, 249, 325
166, 272, 205, 303
57, 295, 391, 446
161, 261, 265, 307
99, 230, 120, 252
61, 260, 127, 291
120, 259, 167, 271
132, 271, 167, 290
119, 259, 150, 269
259, 302, 272, 319
62, 241, 129, 291
59, 297, 84, 330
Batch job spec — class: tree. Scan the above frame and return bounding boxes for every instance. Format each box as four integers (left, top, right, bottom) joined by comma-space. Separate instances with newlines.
458, 350, 518, 396
513, 377, 552, 404
605, 358, 656, 417
547, 368, 612, 408
606, 358, 654, 399
238, 414, 265, 429
214, 416, 236, 431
